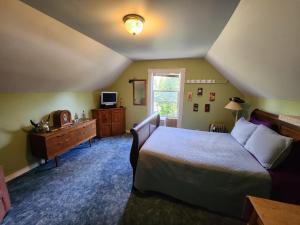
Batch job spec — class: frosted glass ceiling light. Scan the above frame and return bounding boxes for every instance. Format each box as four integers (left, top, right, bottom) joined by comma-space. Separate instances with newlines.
123, 14, 145, 35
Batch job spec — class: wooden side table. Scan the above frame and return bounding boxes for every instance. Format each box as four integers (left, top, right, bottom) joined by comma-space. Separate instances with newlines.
244, 196, 300, 225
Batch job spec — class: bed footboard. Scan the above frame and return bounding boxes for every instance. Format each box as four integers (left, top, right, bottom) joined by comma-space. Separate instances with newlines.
130, 113, 160, 179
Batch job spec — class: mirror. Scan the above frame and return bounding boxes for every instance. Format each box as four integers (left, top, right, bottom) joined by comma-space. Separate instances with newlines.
133, 80, 146, 105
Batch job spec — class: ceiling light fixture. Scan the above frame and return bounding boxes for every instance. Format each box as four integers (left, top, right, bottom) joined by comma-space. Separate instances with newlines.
123, 14, 145, 35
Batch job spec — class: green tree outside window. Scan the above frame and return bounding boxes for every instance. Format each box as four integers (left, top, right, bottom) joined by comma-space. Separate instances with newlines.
153, 75, 180, 117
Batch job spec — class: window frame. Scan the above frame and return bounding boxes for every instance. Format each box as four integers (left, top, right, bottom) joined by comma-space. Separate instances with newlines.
148, 68, 185, 128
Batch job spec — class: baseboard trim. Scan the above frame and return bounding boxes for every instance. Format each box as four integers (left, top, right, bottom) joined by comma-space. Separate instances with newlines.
5, 162, 41, 182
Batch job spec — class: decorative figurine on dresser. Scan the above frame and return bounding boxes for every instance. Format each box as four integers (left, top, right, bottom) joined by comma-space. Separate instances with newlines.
30, 110, 96, 167
30, 114, 51, 133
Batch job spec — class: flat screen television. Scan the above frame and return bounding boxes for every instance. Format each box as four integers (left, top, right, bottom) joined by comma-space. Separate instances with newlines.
101, 92, 117, 106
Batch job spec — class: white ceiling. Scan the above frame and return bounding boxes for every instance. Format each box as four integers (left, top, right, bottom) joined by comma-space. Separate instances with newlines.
0, 1, 130, 92
207, 0, 300, 100
4, 0, 298, 101
22, 0, 239, 60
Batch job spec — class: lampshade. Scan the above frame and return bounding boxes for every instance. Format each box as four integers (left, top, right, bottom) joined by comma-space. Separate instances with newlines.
123, 14, 145, 35
225, 101, 242, 111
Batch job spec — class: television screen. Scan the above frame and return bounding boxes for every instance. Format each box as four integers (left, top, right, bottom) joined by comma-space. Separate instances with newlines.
101, 92, 117, 105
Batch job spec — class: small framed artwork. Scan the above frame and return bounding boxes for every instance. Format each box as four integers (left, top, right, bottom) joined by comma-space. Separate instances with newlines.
205, 104, 210, 112
209, 92, 215, 102
197, 88, 203, 96
187, 91, 193, 102
193, 103, 199, 112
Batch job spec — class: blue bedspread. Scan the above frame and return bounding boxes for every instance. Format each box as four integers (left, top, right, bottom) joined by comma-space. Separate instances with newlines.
134, 126, 271, 217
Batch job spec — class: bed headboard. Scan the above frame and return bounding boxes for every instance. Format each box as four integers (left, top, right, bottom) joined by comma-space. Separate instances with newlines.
251, 109, 300, 141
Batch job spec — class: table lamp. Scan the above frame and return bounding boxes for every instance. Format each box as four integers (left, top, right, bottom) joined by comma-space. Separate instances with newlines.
225, 97, 244, 123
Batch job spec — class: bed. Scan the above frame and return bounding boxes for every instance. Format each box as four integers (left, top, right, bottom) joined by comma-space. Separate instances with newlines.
129, 109, 300, 218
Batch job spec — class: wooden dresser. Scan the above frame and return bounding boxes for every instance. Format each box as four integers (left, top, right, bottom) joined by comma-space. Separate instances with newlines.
30, 119, 96, 166
92, 108, 125, 137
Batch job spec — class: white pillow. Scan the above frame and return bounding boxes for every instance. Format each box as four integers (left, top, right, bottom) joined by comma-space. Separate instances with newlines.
244, 125, 293, 169
231, 117, 258, 146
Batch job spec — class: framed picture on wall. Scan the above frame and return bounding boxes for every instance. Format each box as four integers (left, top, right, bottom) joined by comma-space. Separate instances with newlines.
205, 104, 210, 112
187, 91, 193, 102
209, 92, 215, 102
197, 88, 203, 96
193, 103, 199, 112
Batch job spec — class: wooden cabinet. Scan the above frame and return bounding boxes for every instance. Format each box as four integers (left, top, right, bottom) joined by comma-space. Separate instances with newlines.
92, 108, 125, 137
30, 120, 96, 164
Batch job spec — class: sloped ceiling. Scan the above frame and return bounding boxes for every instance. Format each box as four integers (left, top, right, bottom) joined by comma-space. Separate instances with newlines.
22, 0, 239, 60
206, 0, 300, 100
0, 1, 131, 92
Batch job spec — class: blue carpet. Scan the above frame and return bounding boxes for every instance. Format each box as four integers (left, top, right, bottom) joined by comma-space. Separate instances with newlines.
2, 135, 244, 225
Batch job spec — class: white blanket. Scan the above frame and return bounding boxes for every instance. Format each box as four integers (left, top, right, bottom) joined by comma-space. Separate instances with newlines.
134, 126, 271, 217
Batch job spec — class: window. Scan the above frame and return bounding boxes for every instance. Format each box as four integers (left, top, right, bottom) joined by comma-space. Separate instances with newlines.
148, 69, 185, 127
153, 75, 179, 117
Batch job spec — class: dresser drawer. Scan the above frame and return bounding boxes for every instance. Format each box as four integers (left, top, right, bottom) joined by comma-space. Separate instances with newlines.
46, 140, 63, 157
46, 136, 73, 157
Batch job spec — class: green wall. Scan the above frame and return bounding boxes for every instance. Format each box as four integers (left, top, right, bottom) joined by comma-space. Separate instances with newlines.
108, 59, 244, 131
2, 61, 298, 178
246, 96, 300, 116
0, 92, 97, 176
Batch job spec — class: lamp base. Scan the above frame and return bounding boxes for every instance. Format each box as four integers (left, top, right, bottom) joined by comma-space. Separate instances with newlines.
235, 111, 239, 123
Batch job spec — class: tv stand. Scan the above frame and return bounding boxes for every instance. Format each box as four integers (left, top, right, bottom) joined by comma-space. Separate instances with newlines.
100, 104, 117, 109
92, 108, 125, 137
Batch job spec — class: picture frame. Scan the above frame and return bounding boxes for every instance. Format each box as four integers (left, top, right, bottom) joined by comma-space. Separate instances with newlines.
209, 92, 215, 102
205, 104, 210, 112
197, 88, 203, 96
187, 91, 193, 102
193, 103, 199, 112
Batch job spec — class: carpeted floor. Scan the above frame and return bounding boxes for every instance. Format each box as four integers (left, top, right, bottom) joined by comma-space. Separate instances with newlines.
2, 135, 244, 225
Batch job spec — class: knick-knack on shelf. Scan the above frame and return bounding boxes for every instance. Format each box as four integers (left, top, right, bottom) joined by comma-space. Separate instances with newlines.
82, 110, 86, 121
74, 113, 79, 123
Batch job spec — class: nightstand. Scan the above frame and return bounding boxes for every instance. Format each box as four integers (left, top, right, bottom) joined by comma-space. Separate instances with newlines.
244, 196, 300, 225
0, 166, 11, 222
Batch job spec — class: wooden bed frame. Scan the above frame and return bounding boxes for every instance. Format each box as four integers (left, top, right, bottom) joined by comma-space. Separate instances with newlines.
129, 109, 300, 178
130, 113, 160, 179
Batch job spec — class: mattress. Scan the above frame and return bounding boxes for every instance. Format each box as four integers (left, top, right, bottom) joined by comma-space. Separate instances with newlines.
134, 126, 271, 217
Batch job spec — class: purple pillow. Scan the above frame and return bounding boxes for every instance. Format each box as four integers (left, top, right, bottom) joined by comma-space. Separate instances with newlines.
250, 117, 276, 130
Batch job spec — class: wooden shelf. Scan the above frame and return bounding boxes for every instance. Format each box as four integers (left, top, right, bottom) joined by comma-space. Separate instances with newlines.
185, 80, 228, 84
